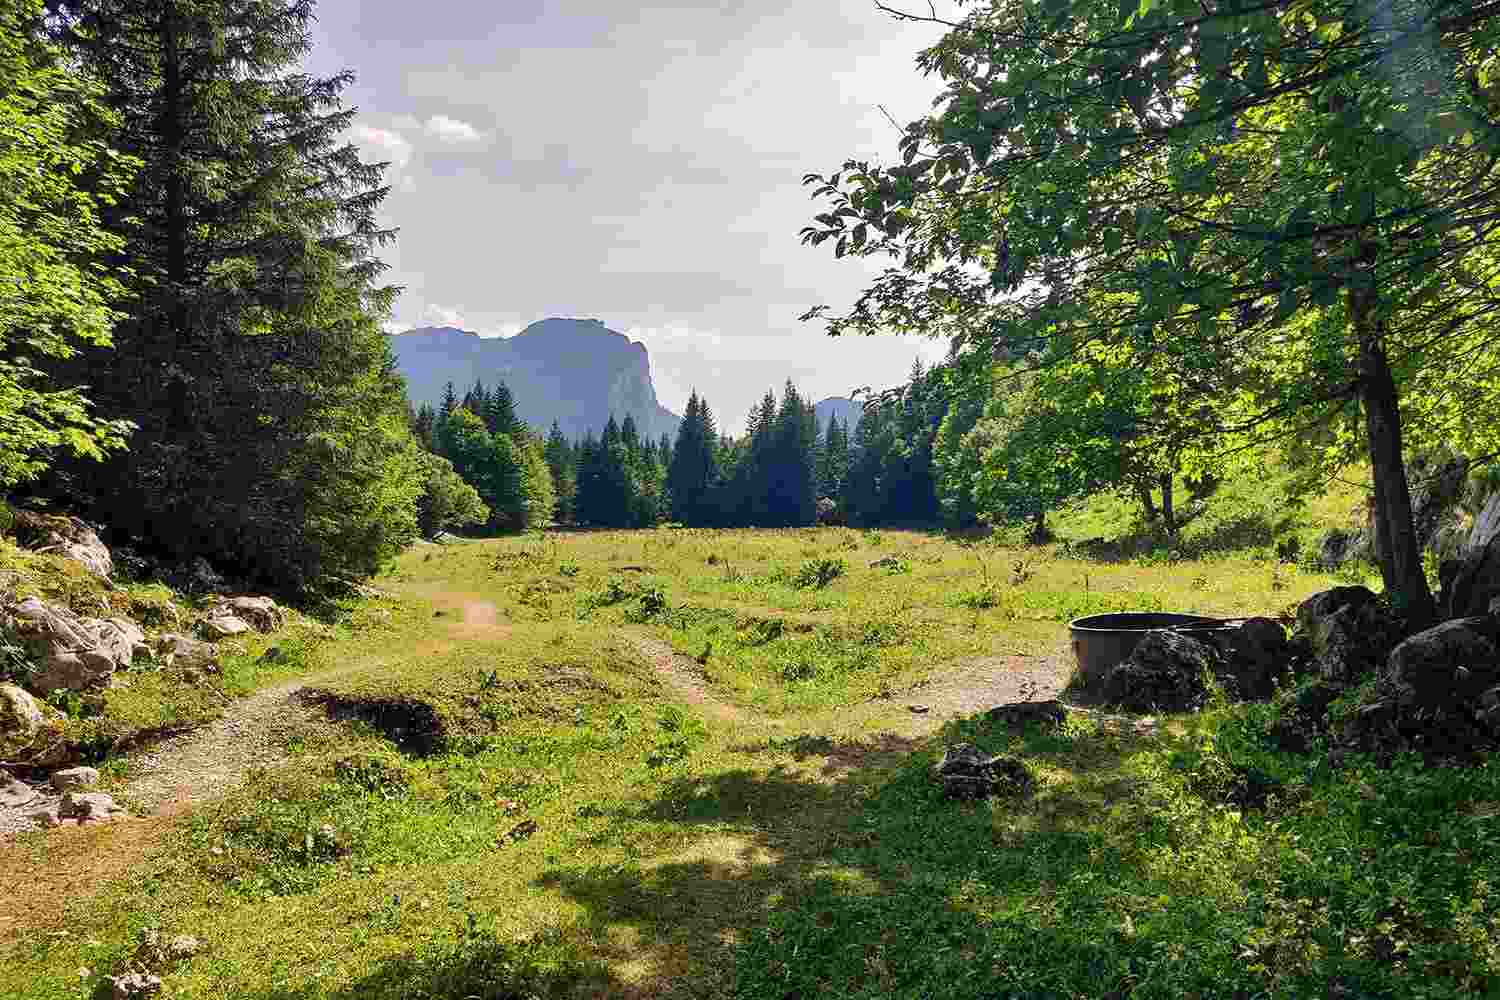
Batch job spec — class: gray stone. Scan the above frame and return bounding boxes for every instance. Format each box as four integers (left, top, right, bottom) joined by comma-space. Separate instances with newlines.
13, 511, 113, 579
1220, 617, 1291, 698
199, 615, 251, 640
986, 700, 1068, 727
1102, 629, 1215, 712
1295, 587, 1401, 683
6, 598, 142, 694
214, 596, 283, 632
50, 766, 100, 792
109, 972, 163, 1000
0, 768, 37, 807
932, 743, 1035, 800
155, 634, 220, 673
1383, 617, 1500, 710
59, 791, 125, 822
1, 682, 63, 760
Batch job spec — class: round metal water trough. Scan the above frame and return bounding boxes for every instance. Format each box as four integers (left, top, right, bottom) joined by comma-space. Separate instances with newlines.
1068, 612, 1235, 686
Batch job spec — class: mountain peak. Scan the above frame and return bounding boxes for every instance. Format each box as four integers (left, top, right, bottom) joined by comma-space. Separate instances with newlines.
390, 319, 679, 442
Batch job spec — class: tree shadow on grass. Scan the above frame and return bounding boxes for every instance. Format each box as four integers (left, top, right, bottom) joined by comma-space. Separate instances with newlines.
242, 715, 1185, 999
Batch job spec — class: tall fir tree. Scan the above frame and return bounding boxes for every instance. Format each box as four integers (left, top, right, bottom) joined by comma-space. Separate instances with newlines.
543, 420, 576, 524
43, 0, 423, 589
667, 391, 722, 526
486, 380, 519, 438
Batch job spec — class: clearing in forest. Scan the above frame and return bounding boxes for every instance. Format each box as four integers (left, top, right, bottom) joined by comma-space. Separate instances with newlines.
5, 528, 1496, 999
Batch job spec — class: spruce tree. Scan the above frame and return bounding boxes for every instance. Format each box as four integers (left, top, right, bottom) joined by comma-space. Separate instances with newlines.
543, 420, 576, 524
487, 381, 519, 438
45, 0, 423, 589
668, 391, 722, 526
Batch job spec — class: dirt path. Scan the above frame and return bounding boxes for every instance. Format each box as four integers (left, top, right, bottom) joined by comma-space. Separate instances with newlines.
629, 635, 749, 725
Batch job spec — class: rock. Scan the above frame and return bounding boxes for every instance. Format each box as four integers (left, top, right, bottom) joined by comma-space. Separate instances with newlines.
1101, 629, 1215, 713
12, 511, 113, 579
0, 768, 38, 807
816, 496, 842, 526
1295, 587, 1402, 683
1442, 531, 1500, 620
108, 972, 163, 1000
5, 597, 143, 694
199, 615, 251, 640
58, 791, 125, 822
155, 633, 220, 673
1219, 617, 1291, 699
986, 700, 1068, 728
1409, 454, 1469, 552
1, 682, 64, 760
1335, 617, 1500, 757
131, 928, 202, 973
932, 743, 1035, 800
28, 805, 61, 828
1382, 617, 1500, 710
868, 556, 900, 569
213, 596, 283, 632
50, 765, 99, 792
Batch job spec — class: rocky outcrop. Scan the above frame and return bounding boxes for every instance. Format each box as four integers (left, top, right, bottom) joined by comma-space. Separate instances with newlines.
0, 683, 63, 761
12, 511, 113, 579
1219, 617, 1292, 699
50, 765, 99, 792
213, 596, 283, 632
199, 615, 251, 640
4, 598, 147, 694
155, 634, 220, 674
1295, 586, 1403, 683
1441, 492, 1500, 620
391, 319, 682, 442
1102, 629, 1215, 712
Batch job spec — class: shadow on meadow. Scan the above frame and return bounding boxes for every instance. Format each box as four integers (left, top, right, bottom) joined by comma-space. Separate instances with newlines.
531, 715, 1168, 999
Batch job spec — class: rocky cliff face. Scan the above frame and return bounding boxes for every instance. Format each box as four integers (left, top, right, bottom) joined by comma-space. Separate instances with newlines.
814, 396, 865, 433
391, 318, 681, 442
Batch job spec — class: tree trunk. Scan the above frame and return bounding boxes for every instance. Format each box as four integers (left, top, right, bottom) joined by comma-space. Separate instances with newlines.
1135, 480, 1158, 525
1349, 277, 1436, 627
1159, 473, 1176, 536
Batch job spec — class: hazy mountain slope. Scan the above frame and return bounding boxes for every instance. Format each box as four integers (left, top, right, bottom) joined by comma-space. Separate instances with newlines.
391, 318, 681, 441
814, 396, 865, 433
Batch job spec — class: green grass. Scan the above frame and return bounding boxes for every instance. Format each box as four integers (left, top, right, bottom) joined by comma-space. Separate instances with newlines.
9, 520, 1495, 999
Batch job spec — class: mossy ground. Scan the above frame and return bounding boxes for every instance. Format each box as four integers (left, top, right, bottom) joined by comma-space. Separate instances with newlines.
4, 500, 1496, 998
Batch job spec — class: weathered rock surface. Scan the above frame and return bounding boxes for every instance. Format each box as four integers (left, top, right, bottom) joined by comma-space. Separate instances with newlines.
5, 597, 147, 694
50, 765, 99, 792
0, 767, 38, 807
213, 596, 283, 633
986, 700, 1068, 728
1441, 497, 1500, 619
1219, 617, 1291, 699
1, 682, 64, 760
199, 615, 251, 640
155, 633, 220, 673
1337, 616, 1500, 757
59, 790, 126, 822
816, 497, 841, 526
1295, 587, 1402, 683
108, 972, 163, 1000
933, 743, 1035, 800
13, 510, 113, 579
1102, 629, 1215, 712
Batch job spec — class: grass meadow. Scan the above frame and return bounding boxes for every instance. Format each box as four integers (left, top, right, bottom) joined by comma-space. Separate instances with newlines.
6, 497, 1500, 998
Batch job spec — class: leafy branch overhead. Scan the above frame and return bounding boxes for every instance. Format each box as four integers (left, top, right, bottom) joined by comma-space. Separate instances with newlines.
803, 0, 1500, 620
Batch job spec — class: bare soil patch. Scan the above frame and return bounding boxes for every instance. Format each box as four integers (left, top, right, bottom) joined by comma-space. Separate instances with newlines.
628, 635, 748, 725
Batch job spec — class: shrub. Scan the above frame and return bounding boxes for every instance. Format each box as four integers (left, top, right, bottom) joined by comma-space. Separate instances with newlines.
792, 558, 846, 589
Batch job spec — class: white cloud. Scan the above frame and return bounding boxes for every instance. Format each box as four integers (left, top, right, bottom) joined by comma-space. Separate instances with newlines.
425, 115, 485, 144
422, 303, 467, 328
350, 125, 412, 168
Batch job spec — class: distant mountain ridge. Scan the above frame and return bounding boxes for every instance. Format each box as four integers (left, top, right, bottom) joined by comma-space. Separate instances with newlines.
391, 318, 681, 442
814, 396, 865, 433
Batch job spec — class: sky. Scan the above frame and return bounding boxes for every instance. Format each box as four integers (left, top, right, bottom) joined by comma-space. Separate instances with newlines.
309, 0, 961, 432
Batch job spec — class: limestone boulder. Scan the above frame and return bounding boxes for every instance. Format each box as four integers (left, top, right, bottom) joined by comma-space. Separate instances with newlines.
5, 597, 145, 694
1219, 617, 1291, 699
0, 767, 38, 807
50, 765, 99, 792
1, 683, 63, 760
59, 790, 126, 822
199, 615, 251, 641
155, 633, 220, 673
12, 511, 113, 579
1441, 500, 1500, 619
212, 596, 283, 633
1294, 587, 1403, 683
1102, 629, 1215, 713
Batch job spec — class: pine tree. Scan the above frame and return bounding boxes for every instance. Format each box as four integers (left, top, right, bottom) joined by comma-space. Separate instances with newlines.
819, 415, 850, 502
767, 381, 818, 527
667, 391, 722, 526
412, 403, 437, 453
543, 420, 576, 523
486, 381, 519, 438
44, 0, 423, 589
